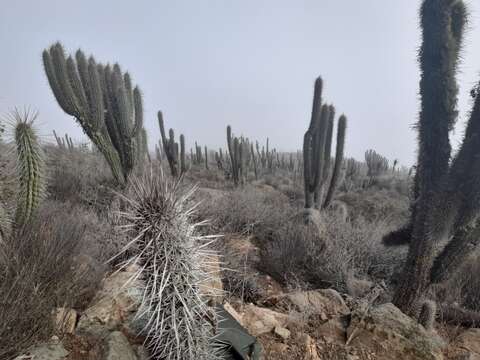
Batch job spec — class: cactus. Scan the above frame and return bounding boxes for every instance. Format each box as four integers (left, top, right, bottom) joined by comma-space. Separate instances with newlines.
323, 115, 347, 208
392, 0, 471, 317
250, 143, 258, 180
158, 111, 186, 177
303, 77, 347, 210
364, 149, 388, 178
204, 146, 209, 170
42, 42, 145, 185
11, 109, 45, 227
113, 169, 223, 359
419, 300, 436, 331
227, 126, 240, 186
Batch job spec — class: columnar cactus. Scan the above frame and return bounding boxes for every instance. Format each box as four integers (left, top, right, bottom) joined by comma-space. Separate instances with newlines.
204, 146, 209, 170
42, 42, 145, 185
226, 125, 240, 186
114, 169, 223, 359
323, 114, 347, 208
391, 0, 473, 317
364, 149, 389, 178
157, 111, 186, 177
12, 109, 45, 227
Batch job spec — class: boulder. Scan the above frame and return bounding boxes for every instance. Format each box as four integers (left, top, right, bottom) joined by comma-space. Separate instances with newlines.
346, 303, 445, 360
14, 340, 69, 360
266, 289, 349, 318
77, 266, 143, 332
240, 303, 289, 336
105, 331, 138, 360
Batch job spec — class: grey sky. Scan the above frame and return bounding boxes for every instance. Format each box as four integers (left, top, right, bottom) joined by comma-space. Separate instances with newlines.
2, 1, 480, 165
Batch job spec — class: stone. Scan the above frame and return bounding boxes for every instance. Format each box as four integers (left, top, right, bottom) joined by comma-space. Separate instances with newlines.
298, 333, 320, 360
105, 331, 138, 360
52, 307, 77, 334
316, 316, 347, 344
274, 326, 291, 340
240, 303, 289, 336
223, 302, 243, 324
14, 341, 69, 360
346, 303, 445, 360
77, 267, 143, 332
269, 289, 349, 317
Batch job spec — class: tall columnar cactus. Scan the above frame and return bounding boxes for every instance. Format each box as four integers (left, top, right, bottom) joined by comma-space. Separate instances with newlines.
204, 146, 209, 170
12, 109, 45, 227
227, 125, 240, 186
158, 111, 186, 177
391, 0, 472, 317
114, 169, 222, 359
303, 77, 327, 209
42, 42, 145, 186
323, 115, 347, 208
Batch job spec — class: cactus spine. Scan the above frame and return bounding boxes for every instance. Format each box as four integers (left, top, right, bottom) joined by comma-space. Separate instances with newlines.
42, 42, 145, 185
12, 109, 45, 227
115, 170, 222, 359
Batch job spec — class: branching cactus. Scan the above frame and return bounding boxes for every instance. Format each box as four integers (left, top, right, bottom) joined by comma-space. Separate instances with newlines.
391, 0, 477, 318
12, 109, 45, 227
303, 77, 348, 211
114, 169, 223, 359
42, 42, 145, 185
157, 111, 186, 177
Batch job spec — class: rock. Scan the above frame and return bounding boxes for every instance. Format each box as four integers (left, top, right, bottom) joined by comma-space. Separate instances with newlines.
240, 303, 289, 336
268, 289, 349, 317
346, 277, 374, 298
52, 307, 77, 335
346, 303, 445, 360
316, 316, 347, 344
223, 302, 243, 324
14, 341, 69, 360
199, 253, 224, 304
274, 326, 291, 340
298, 333, 321, 360
77, 267, 143, 332
106, 331, 138, 360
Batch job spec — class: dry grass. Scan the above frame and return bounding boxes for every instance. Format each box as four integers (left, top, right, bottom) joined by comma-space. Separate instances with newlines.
0, 201, 105, 359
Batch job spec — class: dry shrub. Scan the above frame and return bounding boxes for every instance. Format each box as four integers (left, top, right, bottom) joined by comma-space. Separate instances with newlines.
0, 201, 105, 359
46, 145, 115, 211
259, 209, 405, 291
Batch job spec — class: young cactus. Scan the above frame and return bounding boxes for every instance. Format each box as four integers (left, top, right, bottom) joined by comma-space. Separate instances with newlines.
113, 169, 223, 359
12, 109, 45, 227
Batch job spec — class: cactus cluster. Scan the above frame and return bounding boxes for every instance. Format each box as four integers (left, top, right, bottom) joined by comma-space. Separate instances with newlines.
157, 111, 186, 177
364, 149, 389, 178
42, 42, 146, 186
390, 0, 480, 318
114, 169, 223, 359
226, 126, 250, 186
53, 130, 75, 151
303, 77, 347, 211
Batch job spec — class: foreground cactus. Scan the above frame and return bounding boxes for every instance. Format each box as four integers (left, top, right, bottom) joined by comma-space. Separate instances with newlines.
43, 42, 145, 185
114, 169, 222, 359
392, 0, 474, 317
12, 109, 45, 227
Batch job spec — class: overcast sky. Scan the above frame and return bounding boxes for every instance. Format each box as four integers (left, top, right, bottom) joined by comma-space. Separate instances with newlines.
2, 0, 480, 165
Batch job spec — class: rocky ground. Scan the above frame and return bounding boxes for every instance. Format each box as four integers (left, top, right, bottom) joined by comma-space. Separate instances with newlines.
14, 235, 480, 360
